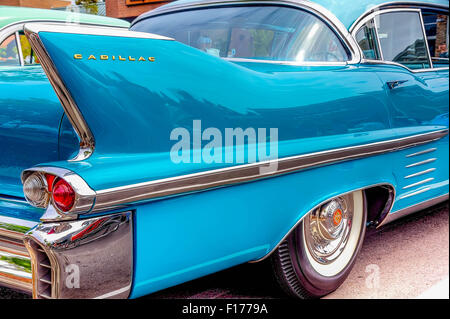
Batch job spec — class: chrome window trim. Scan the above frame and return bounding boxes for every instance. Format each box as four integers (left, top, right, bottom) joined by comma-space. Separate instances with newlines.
372, 15, 385, 61
132, 0, 362, 65
419, 9, 434, 69
351, 5, 449, 73
14, 31, 25, 66
349, 1, 449, 33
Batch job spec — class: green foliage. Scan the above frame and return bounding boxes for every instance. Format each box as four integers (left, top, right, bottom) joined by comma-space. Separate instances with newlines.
75, 0, 99, 15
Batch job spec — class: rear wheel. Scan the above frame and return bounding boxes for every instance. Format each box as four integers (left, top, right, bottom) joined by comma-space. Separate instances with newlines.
271, 190, 366, 298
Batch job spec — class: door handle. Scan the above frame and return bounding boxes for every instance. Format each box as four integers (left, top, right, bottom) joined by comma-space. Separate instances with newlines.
386, 80, 408, 89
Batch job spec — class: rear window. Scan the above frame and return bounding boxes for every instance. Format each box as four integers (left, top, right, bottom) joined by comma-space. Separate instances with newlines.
131, 5, 350, 63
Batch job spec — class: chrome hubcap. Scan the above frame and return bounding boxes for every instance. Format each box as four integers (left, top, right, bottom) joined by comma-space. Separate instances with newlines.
304, 194, 354, 265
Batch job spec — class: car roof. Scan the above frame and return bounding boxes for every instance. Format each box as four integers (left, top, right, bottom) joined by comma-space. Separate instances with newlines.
136, 0, 449, 30
0, 6, 130, 30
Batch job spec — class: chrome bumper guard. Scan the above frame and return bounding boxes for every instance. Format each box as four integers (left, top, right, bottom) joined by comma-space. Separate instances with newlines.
1, 212, 133, 299
24, 211, 133, 299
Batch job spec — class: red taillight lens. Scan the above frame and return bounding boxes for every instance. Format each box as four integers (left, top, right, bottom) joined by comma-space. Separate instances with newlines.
52, 178, 75, 212
45, 174, 56, 193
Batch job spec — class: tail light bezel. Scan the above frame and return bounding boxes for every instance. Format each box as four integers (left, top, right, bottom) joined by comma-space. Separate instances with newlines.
21, 167, 96, 221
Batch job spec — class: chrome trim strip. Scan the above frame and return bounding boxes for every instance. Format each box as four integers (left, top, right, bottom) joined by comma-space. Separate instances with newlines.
378, 193, 448, 228
21, 129, 447, 219
94, 284, 132, 299
404, 168, 436, 179
406, 147, 437, 157
24, 27, 95, 162
223, 57, 347, 66
360, 59, 449, 73
373, 14, 384, 61
24, 23, 173, 40
0, 20, 129, 44
252, 183, 396, 262
0, 196, 28, 204
132, 0, 362, 65
406, 158, 437, 168
92, 129, 448, 212
14, 31, 25, 67
402, 177, 434, 189
419, 9, 434, 69
398, 187, 431, 200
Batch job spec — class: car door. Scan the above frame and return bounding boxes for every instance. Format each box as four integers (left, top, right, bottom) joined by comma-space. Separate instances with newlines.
0, 26, 63, 199
354, 7, 449, 209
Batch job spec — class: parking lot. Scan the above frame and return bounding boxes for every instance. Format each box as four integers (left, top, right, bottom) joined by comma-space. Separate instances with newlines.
1, 202, 448, 299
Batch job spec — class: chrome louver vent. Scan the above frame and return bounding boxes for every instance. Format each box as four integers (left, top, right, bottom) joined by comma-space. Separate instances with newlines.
25, 240, 54, 299
400, 147, 438, 199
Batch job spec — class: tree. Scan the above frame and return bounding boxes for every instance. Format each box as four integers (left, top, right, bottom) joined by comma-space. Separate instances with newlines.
75, 0, 99, 15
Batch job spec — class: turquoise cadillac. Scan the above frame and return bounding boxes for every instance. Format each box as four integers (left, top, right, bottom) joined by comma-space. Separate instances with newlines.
0, 0, 448, 299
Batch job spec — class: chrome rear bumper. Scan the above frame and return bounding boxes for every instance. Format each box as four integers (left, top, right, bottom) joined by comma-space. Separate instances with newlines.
0, 216, 37, 293
1, 212, 133, 299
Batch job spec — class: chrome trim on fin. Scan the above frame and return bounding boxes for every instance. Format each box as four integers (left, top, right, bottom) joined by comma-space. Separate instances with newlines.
24, 26, 95, 162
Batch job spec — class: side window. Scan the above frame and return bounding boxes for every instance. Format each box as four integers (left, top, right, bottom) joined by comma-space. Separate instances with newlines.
131, 6, 350, 62
422, 12, 448, 67
375, 11, 431, 69
355, 19, 381, 60
19, 32, 40, 65
0, 33, 20, 66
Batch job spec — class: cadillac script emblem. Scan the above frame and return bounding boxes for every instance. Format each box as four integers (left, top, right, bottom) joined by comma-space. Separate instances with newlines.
74, 54, 155, 62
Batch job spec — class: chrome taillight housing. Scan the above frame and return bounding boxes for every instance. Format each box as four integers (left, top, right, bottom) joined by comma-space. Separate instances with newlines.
21, 167, 96, 221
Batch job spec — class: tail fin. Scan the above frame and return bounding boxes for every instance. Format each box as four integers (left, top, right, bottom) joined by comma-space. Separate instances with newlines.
24, 23, 253, 160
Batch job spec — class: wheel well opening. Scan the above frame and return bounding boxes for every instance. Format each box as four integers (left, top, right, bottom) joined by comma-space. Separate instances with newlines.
364, 185, 395, 228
